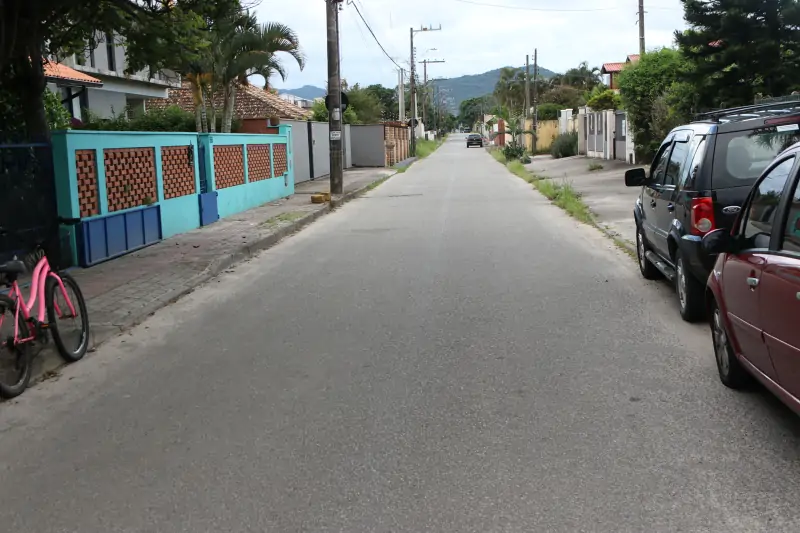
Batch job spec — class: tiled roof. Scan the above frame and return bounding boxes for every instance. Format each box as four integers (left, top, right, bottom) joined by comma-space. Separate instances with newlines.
146, 81, 311, 120
44, 61, 102, 86
709, 40, 724, 48
601, 62, 625, 73
627, 54, 640, 63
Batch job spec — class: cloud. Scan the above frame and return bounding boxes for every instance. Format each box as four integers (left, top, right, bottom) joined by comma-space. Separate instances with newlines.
255, 0, 687, 90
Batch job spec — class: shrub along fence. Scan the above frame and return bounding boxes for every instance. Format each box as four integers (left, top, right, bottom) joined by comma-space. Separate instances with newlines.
51, 126, 293, 267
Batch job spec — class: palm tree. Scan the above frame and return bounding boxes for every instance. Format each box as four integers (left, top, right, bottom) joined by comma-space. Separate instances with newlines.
212, 13, 305, 132
186, 61, 212, 133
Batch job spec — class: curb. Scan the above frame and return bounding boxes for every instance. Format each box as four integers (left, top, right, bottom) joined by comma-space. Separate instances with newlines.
16, 171, 398, 394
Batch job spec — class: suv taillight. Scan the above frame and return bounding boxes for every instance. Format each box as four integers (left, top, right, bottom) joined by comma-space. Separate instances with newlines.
691, 197, 716, 236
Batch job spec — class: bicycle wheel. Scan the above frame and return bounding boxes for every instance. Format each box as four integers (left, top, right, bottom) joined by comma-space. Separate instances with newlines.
46, 272, 89, 363
0, 295, 31, 399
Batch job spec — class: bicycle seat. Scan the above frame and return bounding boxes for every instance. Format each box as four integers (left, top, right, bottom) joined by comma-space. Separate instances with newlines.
0, 260, 26, 275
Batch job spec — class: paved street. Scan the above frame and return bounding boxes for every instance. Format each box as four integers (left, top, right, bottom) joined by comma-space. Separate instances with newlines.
3, 135, 800, 532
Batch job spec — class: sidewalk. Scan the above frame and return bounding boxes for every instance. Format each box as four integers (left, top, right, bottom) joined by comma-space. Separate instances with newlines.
525, 155, 645, 251
27, 167, 396, 382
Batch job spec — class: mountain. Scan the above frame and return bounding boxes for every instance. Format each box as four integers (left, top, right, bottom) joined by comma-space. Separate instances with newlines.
279, 65, 556, 111
278, 85, 326, 100
435, 65, 556, 111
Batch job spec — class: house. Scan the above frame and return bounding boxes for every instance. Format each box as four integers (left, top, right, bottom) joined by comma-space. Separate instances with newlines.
278, 93, 318, 109
146, 81, 311, 133
600, 54, 640, 92
50, 31, 178, 120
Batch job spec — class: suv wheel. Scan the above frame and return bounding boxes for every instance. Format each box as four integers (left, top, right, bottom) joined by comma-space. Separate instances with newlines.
675, 250, 705, 322
636, 227, 661, 280
711, 300, 751, 389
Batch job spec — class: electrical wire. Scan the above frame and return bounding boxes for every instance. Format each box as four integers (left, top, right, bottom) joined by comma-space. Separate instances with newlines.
347, 0, 403, 70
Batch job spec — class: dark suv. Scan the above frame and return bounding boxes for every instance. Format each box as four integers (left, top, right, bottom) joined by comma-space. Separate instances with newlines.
625, 103, 800, 322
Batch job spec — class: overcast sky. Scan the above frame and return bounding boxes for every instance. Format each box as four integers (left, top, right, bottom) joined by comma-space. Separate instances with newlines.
255, 0, 688, 91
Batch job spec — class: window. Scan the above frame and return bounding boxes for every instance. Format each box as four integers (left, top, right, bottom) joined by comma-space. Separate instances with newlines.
742, 157, 795, 249
663, 140, 690, 187
651, 143, 672, 184
712, 126, 800, 189
105, 32, 116, 71
74, 52, 85, 66
781, 169, 800, 253
681, 137, 706, 190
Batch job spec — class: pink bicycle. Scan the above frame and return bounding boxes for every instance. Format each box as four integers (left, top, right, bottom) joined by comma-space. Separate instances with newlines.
0, 225, 89, 398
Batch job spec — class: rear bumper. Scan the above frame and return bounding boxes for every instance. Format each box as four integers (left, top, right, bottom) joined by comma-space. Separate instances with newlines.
467, 141, 483, 146
678, 234, 716, 282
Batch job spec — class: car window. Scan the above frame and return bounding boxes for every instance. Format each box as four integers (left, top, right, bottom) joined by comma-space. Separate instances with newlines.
663, 140, 690, 187
780, 165, 800, 254
712, 125, 800, 189
651, 143, 672, 184
680, 137, 706, 190
741, 157, 795, 249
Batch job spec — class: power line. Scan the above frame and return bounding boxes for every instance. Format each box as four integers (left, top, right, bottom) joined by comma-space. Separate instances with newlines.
347, 0, 402, 70
451, 0, 678, 11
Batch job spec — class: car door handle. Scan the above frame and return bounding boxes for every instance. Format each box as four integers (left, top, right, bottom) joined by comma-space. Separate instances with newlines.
667, 203, 674, 212
746, 277, 760, 288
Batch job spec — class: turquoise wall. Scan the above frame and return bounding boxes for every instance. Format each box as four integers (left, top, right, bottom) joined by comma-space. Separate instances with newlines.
51, 126, 294, 266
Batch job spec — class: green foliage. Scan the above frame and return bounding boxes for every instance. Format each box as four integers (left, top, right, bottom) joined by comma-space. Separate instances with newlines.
77, 106, 238, 132
537, 103, 562, 121
458, 96, 493, 128
551, 132, 578, 159
43, 90, 71, 131
618, 48, 689, 159
345, 84, 383, 124
311, 99, 358, 124
586, 89, 621, 110
365, 84, 399, 121
539, 85, 585, 109
675, 0, 800, 110
502, 144, 526, 160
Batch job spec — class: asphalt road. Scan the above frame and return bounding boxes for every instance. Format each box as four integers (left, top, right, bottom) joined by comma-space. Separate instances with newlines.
3, 135, 800, 532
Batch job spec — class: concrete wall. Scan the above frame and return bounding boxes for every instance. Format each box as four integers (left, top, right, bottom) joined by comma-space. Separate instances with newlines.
51, 127, 294, 266
351, 125, 386, 167
524, 119, 559, 152
310, 121, 330, 179
282, 120, 311, 183
344, 124, 352, 168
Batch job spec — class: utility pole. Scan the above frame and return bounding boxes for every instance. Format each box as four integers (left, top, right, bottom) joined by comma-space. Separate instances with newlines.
409, 25, 441, 156
421, 58, 445, 136
525, 54, 530, 119
326, 0, 344, 194
398, 68, 405, 121
638, 0, 645, 56
532, 48, 539, 154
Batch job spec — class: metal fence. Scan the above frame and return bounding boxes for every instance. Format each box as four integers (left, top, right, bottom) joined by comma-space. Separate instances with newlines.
0, 142, 63, 267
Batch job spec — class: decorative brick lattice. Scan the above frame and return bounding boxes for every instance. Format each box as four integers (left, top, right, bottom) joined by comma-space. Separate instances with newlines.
246, 144, 272, 181
76, 150, 99, 217
103, 148, 158, 212
161, 146, 196, 199
213, 145, 245, 189
273, 143, 288, 176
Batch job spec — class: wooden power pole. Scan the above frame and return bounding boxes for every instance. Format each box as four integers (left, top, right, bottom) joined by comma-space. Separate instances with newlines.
326, 0, 344, 194
638, 0, 645, 56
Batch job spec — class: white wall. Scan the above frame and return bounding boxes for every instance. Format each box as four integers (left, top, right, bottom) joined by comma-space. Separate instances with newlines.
85, 88, 127, 118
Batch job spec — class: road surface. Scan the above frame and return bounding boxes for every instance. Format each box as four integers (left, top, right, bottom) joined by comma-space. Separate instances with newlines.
2, 135, 800, 532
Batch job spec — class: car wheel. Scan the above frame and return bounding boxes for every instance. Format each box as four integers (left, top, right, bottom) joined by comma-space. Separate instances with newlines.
636, 227, 661, 280
710, 300, 751, 389
675, 250, 705, 322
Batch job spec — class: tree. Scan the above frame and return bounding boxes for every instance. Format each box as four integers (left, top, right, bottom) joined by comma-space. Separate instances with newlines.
494, 67, 525, 113
0, 0, 226, 142
345, 84, 383, 124
561, 61, 601, 90
311, 99, 358, 124
365, 84, 399, 121
458, 96, 492, 128
586, 88, 621, 110
537, 103, 562, 121
617, 48, 689, 159
675, 0, 800, 110
539, 85, 584, 109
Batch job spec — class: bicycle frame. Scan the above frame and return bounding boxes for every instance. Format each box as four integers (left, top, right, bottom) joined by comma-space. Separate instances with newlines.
5, 256, 76, 344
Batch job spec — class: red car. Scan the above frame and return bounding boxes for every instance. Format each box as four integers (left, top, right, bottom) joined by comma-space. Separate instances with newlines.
704, 141, 800, 412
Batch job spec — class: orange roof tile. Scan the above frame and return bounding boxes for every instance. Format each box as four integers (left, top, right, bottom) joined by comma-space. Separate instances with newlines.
601, 62, 625, 73
43, 62, 102, 86
627, 54, 640, 63
147, 80, 311, 121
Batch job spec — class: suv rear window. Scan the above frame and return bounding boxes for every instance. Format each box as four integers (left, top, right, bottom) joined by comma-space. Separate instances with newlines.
712, 125, 800, 188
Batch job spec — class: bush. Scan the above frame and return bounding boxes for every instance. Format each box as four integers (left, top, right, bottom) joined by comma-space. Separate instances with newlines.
551, 132, 578, 159
502, 143, 525, 160
77, 106, 241, 133
537, 103, 562, 121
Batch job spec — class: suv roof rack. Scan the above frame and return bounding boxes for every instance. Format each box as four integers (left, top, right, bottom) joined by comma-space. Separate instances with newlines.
693, 98, 800, 123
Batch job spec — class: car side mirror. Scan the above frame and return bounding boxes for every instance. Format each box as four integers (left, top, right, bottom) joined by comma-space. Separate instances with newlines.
702, 228, 736, 255
624, 168, 647, 187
